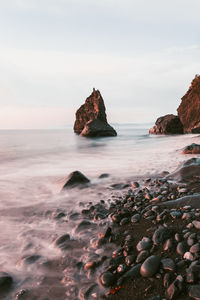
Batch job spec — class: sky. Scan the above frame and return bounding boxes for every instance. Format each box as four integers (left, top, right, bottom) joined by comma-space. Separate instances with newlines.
0, 0, 200, 129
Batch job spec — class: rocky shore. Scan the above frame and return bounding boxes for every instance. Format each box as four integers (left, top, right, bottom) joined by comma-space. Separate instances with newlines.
58, 159, 200, 300
2, 157, 200, 300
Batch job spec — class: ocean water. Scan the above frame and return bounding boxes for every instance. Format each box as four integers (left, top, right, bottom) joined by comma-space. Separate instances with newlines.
0, 124, 199, 299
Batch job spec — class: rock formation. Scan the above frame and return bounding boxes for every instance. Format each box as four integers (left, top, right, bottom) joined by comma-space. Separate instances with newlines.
74, 89, 117, 137
149, 114, 184, 135
177, 75, 200, 133
62, 171, 90, 189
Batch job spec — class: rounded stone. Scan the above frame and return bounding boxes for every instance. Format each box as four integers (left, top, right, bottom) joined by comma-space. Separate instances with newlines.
0, 272, 13, 290
189, 285, 200, 299
190, 243, 200, 253
131, 214, 140, 223
100, 272, 116, 287
184, 252, 195, 261
177, 242, 188, 256
161, 258, 176, 272
136, 250, 149, 263
140, 255, 160, 277
153, 226, 171, 246
137, 237, 152, 252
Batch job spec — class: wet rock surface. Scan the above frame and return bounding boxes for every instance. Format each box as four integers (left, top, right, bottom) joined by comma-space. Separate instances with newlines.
149, 114, 183, 135
62, 171, 90, 189
182, 143, 200, 154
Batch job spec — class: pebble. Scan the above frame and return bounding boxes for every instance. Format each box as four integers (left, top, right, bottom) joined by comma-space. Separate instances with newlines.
136, 250, 149, 263
161, 258, 176, 272
193, 220, 200, 229
136, 237, 152, 251
163, 239, 174, 251
177, 242, 188, 256
131, 181, 140, 189
184, 252, 195, 261
54, 234, 70, 247
152, 226, 171, 246
190, 243, 200, 253
131, 214, 140, 223
189, 285, 200, 299
140, 255, 160, 277
100, 272, 116, 287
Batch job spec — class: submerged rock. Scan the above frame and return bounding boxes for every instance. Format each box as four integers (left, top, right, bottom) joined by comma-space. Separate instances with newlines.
62, 171, 90, 189
149, 114, 183, 135
74, 89, 117, 137
178, 75, 200, 133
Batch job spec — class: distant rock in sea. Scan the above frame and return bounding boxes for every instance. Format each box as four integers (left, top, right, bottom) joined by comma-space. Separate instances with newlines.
178, 75, 200, 133
74, 88, 117, 137
149, 114, 183, 135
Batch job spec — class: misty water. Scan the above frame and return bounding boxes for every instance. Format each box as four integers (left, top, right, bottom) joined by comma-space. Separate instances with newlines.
0, 124, 199, 299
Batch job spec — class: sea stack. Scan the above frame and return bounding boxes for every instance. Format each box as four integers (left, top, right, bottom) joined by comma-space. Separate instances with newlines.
74, 89, 117, 137
178, 75, 200, 133
149, 114, 183, 135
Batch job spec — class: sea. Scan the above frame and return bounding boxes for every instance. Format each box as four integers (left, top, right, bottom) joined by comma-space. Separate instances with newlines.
0, 124, 199, 299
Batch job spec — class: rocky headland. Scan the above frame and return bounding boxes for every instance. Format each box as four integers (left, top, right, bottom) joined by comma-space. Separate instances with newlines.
150, 75, 200, 135
178, 75, 200, 133
74, 89, 117, 137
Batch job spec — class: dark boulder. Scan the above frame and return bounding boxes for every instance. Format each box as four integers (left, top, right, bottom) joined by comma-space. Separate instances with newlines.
178, 75, 200, 133
182, 143, 200, 154
167, 158, 200, 182
62, 171, 90, 189
80, 119, 116, 137
74, 88, 117, 137
0, 272, 13, 292
149, 114, 183, 135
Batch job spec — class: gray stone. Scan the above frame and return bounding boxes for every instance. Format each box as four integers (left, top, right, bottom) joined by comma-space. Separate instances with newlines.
131, 214, 140, 223
161, 258, 176, 272
189, 285, 200, 300
193, 221, 200, 229
117, 264, 141, 285
137, 237, 152, 251
62, 171, 90, 189
136, 250, 149, 263
190, 243, 200, 253
140, 255, 160, 277
100, 272, 116, 287
177, 242, 188, 256
153, 226, 171, 246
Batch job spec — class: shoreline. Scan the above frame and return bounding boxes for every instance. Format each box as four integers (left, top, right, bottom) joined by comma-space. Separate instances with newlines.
1, 159, 200, 300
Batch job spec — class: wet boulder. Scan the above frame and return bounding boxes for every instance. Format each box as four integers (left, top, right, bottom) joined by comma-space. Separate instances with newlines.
74, 88, 117, 137
167, 158, 200, 182
0, 272, 13, 292
182, 143, 200, 154
149, 114, 183, 135
62, 171, 90, 189
178, 75, 200, 133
